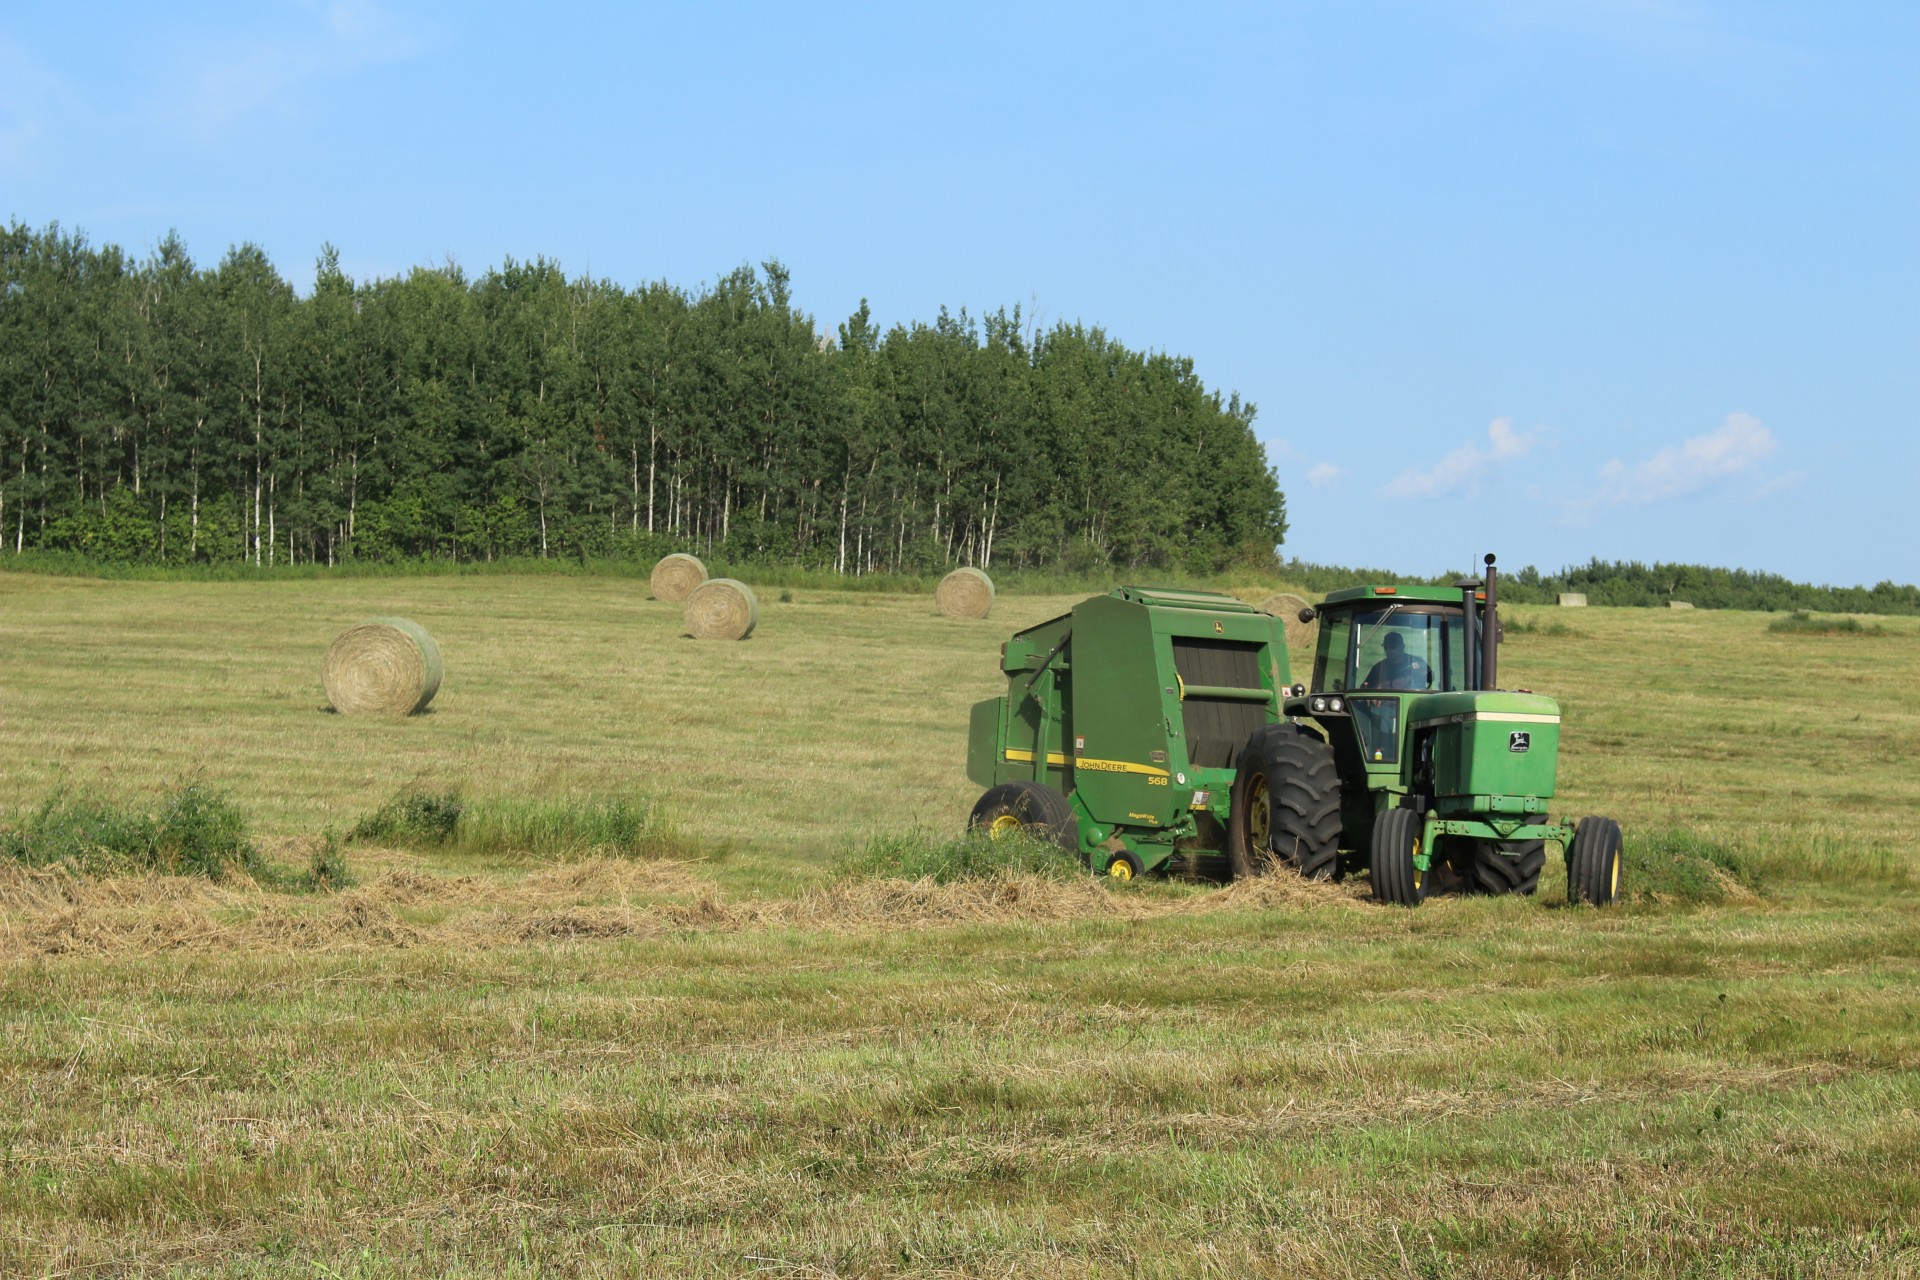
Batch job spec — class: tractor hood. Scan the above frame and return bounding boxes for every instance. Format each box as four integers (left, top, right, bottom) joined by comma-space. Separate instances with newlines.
1405, 690, 1562, 805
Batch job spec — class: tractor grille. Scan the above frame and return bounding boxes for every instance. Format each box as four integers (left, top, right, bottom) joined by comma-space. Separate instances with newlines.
1172, 638, 1268, 770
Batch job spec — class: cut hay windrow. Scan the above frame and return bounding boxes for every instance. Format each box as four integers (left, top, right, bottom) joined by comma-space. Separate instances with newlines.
0, 857, 1372, 958
685, 578, 758, 640
936, 567, 994, 619
322, 617, 443, 716
650, 552, 708, 602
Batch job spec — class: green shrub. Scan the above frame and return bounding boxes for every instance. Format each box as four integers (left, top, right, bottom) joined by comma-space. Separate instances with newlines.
839, 829, 1087, 884
0, 780, 260, 880
349, 787, 463, 845
1767, 611, 1884, 636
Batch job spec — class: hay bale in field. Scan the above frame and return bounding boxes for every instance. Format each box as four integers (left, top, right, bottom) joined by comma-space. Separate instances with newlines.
1259, 592, 1318, 649
685, 578, 758, 641
323, 618, 443, 716
936, 567, 995, 619
1668, 600, 1695, 611
650, 553, 708, 602
1558, 593, 1588, 607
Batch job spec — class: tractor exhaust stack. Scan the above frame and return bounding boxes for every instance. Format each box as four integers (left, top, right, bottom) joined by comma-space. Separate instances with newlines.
1481, 553, 1499, 691
1456, 575, 1482, 689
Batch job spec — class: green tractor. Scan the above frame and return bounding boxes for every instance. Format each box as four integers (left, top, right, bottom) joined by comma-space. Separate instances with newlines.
963, 555, 1622, 905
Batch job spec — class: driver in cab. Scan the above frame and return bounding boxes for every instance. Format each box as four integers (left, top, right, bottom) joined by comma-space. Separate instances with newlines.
1363, 631, 1429, 690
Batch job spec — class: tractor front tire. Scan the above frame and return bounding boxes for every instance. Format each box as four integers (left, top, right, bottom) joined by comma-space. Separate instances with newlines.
1370, 807, 1428, 906
968, 781, 1079, 854
1469, 839, 1546, 896
1227, 724, 1341, 881
1567, 816, 1624, 906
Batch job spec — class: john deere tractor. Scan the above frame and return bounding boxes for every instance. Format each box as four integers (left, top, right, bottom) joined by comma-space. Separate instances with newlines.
963, 555, 1622, 906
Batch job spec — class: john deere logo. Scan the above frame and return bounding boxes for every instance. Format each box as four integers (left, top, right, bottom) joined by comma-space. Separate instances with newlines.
1509, 732, 1531, 753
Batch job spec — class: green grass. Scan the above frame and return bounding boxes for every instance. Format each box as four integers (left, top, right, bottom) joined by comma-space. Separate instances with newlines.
350, 786, 691, 860
838, 828, 1089, 883
1620, 827, 1761, 903
2, 572, 1919, 1277
1767, 609, 1889, 635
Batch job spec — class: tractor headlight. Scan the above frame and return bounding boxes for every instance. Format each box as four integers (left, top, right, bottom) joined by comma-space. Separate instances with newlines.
1328, 696, 1345, 713
1311, 696, 1327, 713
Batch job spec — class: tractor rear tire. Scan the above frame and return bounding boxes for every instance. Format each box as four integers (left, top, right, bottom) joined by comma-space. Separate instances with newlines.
1567, 816, 1624, 906
968, 781, 1079, 854
1469, 839, 1546, 896
1370, 807, 1428, 906
1226, 724, 1341, 881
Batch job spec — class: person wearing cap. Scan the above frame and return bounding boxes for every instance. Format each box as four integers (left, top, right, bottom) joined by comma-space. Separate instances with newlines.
1364, 631, 1429, 690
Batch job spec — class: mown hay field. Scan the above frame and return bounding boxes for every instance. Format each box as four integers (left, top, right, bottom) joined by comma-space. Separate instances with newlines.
2, 571, 1917, 1278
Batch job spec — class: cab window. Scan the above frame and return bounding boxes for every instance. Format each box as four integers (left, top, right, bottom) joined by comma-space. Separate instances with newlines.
1313, 619, 1354, 691
1343, 608, 1468, 692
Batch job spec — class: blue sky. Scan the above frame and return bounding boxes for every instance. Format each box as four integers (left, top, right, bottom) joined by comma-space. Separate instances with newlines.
3, 1, 1914, 584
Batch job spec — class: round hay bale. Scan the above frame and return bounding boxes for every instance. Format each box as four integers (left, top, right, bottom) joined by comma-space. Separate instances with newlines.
650, 553, 708, 602
685, 578, 758, 641
936, 567, 995, 619
1259, 592, 1319, 650
323, 617, 443, 716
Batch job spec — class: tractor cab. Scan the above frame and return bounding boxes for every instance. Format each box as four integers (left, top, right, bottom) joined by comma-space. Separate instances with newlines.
1304, 585, 1484, 781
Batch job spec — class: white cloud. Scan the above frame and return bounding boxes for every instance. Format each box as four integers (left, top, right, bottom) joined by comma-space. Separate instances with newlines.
1306, 463, 1341, 488
1746, 468, 1805, 502
1380, 417, 1538, 500
173, 2, 419, 138
1595, 412, 1776, 505
1264, 437, 1304, 465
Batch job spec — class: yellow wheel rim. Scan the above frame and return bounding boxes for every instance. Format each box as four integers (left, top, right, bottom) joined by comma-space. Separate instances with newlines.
1412, 836, 1424, 892
1610, 849, 1621, 897
1109, 859, 1134, 882
988, 814, 1022, 840
1247, 774, 1271, 851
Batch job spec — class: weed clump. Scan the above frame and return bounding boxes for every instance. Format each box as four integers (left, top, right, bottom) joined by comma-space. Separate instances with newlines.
348, 786, 684, 859
1622, 829, 1761, 903
1768, 611, 1885, 636
840, 830, 1087, 884
299, 830, 356, 892
0, 780, 260, 880
350, 788, 462, 844
457, 795, 683, 859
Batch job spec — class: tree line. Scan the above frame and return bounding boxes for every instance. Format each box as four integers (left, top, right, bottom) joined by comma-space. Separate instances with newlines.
1281, 558, 1920, 615
0, 221, 1286, 575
